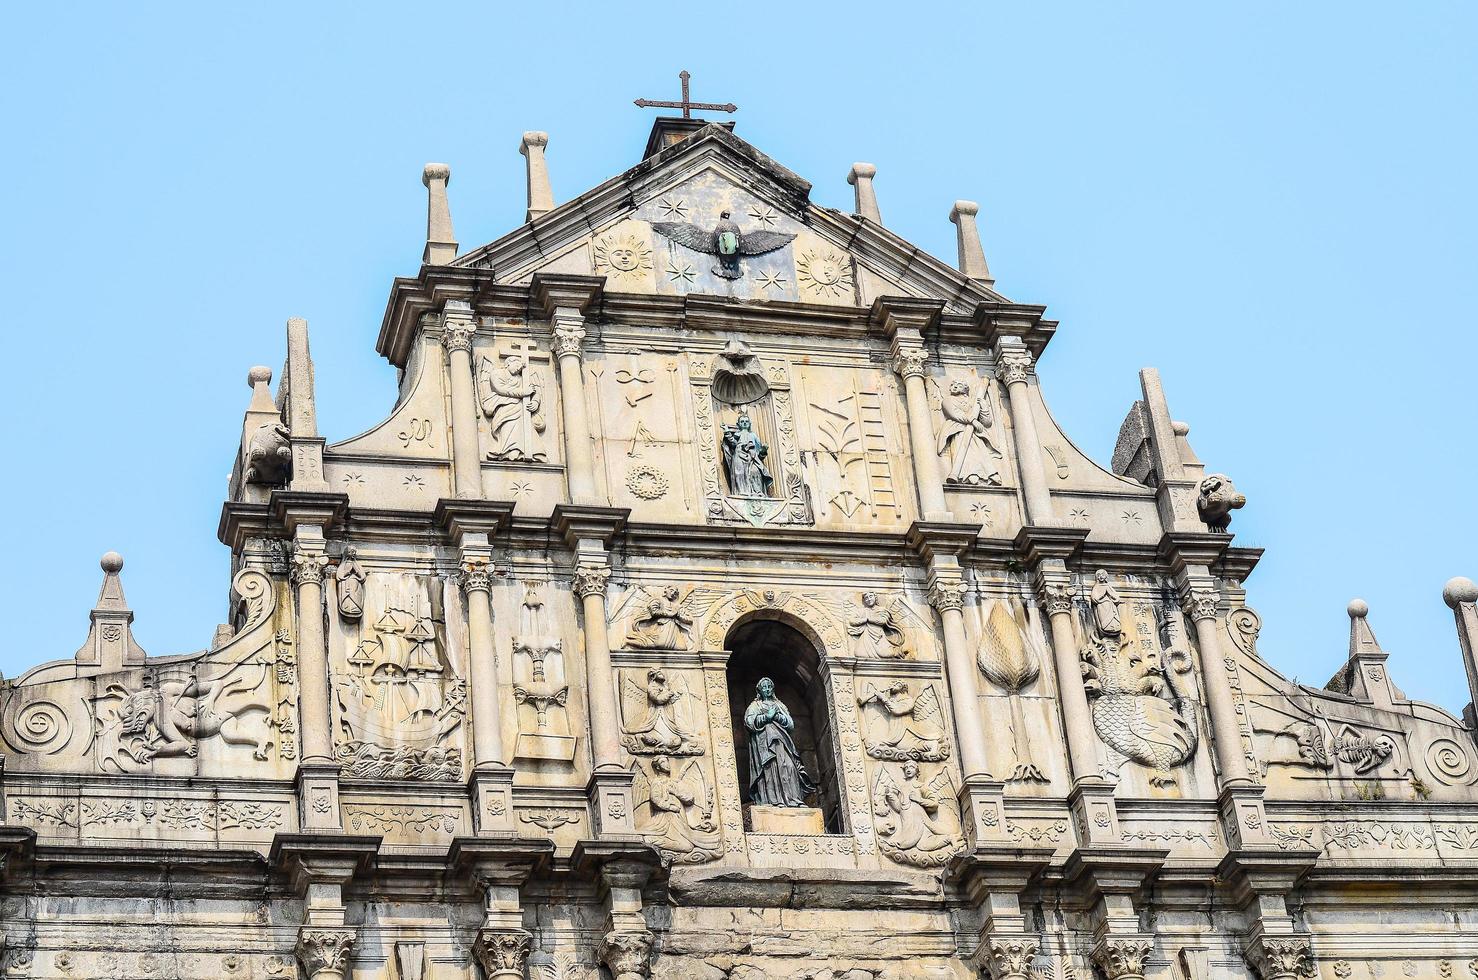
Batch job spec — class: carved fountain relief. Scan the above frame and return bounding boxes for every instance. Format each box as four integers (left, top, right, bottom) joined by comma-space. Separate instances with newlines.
976, 596, 1050, 784
511, 580, 577, 763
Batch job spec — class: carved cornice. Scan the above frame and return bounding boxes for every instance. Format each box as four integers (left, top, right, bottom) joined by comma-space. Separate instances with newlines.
1246, 936, 1316, 980
599, 929, 654, 980
296, 927, 357, 978
473, 928, 533, 978
531, 272, 604, 320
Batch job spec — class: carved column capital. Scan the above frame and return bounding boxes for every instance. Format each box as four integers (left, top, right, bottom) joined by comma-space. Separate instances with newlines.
926, 576, 968, 613
1246, 937, 1317, 980
891, 345, 930, 380
572, 562, 612, 599
1090, 938, 1154, 980
551, 310, 587, 358
460, 558, 492, 595
995, 347, 1034, 387
599, 930, 654, 980
979, 937, 1041, 980
473, 928, 533, 979
1037, 579, 1078, 616
295, 927, 357, 980
290, 551, 329, 586
1181, 585, 1222, 623
441, 321, 477, 357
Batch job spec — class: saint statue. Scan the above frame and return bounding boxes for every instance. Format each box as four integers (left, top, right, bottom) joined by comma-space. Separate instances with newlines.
1090, 568, 1122, 639
720, 413, 774, 497
477, 354, 546, 461
625, 586, 694, 650
743, 677, 816, 808
936, 380, 1002, 485
847, 592, 908, 659
335, 547, 366, 621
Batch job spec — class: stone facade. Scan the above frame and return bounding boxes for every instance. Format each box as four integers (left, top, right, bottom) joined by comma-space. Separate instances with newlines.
2, 115, 1477, 979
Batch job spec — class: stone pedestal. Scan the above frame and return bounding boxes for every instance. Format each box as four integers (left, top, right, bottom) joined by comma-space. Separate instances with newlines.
750, 805, 824, 835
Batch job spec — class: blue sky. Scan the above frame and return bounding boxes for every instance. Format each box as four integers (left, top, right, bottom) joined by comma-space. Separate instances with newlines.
2, 4, 1474, 712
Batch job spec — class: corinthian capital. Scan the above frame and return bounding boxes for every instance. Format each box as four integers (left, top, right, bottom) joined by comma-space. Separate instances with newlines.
891, 345, 930, 380
551, 311, 587, 357
572, 562, 612, 599
980, 937, 1041, 980
927, 577, 968, 612
441, 320, 477, 356
599, 930, 654, 980
460, 558, 492, 595
1037, 579, 1078, 616
473, 928, 533, 979
290, 551, 329, 587
296, 927, 357, 980
1181, 585, 1222, 623
1090, 938, 1154, 980
995, 347, 1034, 386
1246, 937, 1316, 980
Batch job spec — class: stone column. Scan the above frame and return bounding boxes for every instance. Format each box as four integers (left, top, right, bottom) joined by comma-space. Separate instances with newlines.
460, 555, 509, 779
994, 344, 1053, 526
473, 930, 533, 980
575, 559, 620, 770
848, 162, 881, 223
1182, 584, 1254, 786
1443, 576, 1478, 722
1037, 576, 1100, 784
291, 541, 332, 763
296, 929, 357, 980
551, 308, 598, 504
421, 162, 457, 265
893, 345, 951, 521
926, 574, 990, 782
520, 131, 554, 222
441, 305, 482, 500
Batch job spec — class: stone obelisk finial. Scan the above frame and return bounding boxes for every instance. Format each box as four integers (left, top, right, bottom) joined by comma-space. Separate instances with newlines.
848, 163, 881, 223
949, 200, 994, 285
421, 163, 457, 265
520, 132, 554, 222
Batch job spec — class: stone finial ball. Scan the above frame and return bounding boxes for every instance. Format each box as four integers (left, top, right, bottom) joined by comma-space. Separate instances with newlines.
422, 162, 451, 186
1444, 576, 1478, 609
1171, 421, 1191, 436
100, 551, 124, 574
848, 162, 877, 183
950, 200, 980, 220
247, 365, 273, 387
1347, 598, 1369, 619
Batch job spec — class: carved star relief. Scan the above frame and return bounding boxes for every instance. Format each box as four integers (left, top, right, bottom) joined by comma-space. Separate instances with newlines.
754, 270, 789, 292
746, 205, 778, 228
657, 196, 689, 219
665, 259, 697, 284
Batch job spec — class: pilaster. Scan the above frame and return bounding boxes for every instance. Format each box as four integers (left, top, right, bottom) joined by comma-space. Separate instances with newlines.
449, 837, 554, 978
993, 339, 1054, 525
873, 296, 951, 522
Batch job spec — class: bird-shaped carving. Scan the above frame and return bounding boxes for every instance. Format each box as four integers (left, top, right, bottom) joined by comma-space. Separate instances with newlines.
651, 209, 796, 279
1083, 639, 1198, 787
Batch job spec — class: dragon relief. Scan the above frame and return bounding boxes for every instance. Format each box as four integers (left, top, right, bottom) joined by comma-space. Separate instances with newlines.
333, 574, 466, 780
1079, 571, 1199, 788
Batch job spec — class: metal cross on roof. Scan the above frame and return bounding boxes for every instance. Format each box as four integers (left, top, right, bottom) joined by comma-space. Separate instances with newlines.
633, 70, 737, 119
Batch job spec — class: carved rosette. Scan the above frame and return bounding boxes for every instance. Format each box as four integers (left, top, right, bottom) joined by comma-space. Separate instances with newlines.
296, 927, 357, 980
1182, 587, 1221, 623
599, 930, 654, 980
892, 346, 930, 380
572, 564, 612, 599
460, 558, 492, 595
290, 551, 329, 587
1038, 580, 1077, 617
926, 577, 968, 613
441, 320, 477, 357
1247, 937, 1317, 980
980, 938, 1041, 980
995, 349, 1034, 387
1091, 938, 1154, 980
473, 928, 533, 979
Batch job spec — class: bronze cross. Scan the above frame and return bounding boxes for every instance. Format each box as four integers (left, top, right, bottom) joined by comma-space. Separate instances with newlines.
634, 70, 737, 119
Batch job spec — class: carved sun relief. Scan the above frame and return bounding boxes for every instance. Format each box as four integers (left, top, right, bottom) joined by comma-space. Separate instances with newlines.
796, 249, 855, 299
593, 233, 654, 282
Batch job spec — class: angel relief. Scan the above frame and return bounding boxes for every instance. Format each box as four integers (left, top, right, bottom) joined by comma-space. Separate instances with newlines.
624, 587, 694, 651
620, 669, 704, 756
633, 755, 722, 863
856, 681, 949, 762
872, 761, 965, 867
847, 592, 909, 659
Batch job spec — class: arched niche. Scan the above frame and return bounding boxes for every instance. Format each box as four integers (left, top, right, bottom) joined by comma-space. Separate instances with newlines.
724, 612, 845, 833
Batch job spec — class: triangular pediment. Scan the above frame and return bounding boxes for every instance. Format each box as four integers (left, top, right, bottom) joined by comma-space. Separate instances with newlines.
451, 124, 1006, 313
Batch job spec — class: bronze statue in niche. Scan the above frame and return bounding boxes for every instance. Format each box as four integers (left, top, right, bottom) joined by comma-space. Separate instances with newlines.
743, 677, 816, 807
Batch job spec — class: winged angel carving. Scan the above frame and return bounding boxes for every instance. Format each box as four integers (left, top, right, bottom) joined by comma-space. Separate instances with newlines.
652, 209, 796, 280
872, 761, 964, 867
856, 681, 949, 761
620, 669, 703, 756
633, 755, 722, 863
